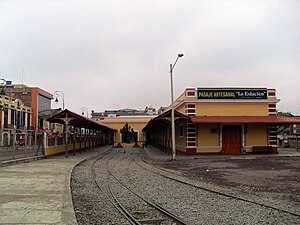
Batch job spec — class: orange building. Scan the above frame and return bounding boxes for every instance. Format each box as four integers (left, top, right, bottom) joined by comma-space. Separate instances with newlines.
4, 83, 53, 144
5, 84, 53, 128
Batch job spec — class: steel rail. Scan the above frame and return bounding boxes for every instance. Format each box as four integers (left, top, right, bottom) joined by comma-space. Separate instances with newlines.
107, 176, 142, 225
107, 150, 191, 225
139, 157, 300, 218
91, 149, 140, 225
105, 150, 142, 225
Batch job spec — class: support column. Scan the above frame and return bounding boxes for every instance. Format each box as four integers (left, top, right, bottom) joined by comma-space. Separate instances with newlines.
24, 127, 27, 158
73, 127, 76, 155
92, 129, 94, 149
242, 124, 248, 154
79, 127, 82, 153
65, 120, 69, 158
84, 128, 87, 152
88, 128, 91, 151
96, 130, 99, 148
63, 112, 70, 158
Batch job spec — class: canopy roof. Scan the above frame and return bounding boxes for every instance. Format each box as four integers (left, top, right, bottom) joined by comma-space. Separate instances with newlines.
143, 112, 300, 132
190, 116, 300, 124
47, 109, 116, 131
143, 110, 190, 131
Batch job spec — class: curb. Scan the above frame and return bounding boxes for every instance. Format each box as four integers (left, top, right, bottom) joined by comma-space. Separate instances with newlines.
0, 155, 45, 167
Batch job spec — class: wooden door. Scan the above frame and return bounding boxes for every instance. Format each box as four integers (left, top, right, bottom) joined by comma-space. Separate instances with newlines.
222, 125, 241, 154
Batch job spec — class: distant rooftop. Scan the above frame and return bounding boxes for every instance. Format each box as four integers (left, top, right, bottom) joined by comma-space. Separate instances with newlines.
91, 107, 157, 118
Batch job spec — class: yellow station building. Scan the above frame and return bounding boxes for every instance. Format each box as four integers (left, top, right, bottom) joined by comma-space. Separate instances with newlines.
100, 116, 154, 145
91, 108, 156, 146
143, 87, 300, 155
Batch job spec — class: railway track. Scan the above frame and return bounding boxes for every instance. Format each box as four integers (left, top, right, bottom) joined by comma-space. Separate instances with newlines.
91, 148, 191, 225
72, 148, 300, 224
136, 153, 300, 219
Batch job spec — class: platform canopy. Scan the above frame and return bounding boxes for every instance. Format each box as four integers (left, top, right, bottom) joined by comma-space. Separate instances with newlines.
143, 109, 190, 131
47, 109, 116, 131
190, 116, 300, 124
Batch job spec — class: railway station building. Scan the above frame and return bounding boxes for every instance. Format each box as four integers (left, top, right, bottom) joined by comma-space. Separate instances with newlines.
91, 108, 157, 146
143, 87, 300, 155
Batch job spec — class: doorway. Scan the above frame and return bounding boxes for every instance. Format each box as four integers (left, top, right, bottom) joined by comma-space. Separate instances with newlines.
222, 125, 242, 154
121, 131, 138, 143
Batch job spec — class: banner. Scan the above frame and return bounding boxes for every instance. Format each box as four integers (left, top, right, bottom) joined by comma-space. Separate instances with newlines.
197, 89, 268, 99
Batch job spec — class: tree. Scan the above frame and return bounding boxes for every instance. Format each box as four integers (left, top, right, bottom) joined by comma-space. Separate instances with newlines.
120, 123, 134, 143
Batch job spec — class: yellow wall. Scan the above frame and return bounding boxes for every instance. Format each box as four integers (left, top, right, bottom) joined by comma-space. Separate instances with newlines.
45, 141, 106, 156
195, 102, 268, 116
176, 104, 185, 115
197, 124, 220, 146
100, 116, 153, 143
245, 124, 268, 148
45, 143, 81, 156
195, 123, 269, 154
175, 123, 186, 152
196, 124, 221, 153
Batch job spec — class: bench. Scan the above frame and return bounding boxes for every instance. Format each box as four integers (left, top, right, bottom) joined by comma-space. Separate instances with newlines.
252, 146, 273, 154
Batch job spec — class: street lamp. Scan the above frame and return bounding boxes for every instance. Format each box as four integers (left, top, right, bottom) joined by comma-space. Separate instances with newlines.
54, 91, 65, 110
81, 107, 89, 118
170, 53, 184, 160
0, 78, 7, 95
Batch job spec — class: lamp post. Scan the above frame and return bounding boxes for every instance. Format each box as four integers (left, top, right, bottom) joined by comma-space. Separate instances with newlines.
81, 107, 89, 118
54, 91, 65, 110
170, 53, 184, 160
0, 78, 7, 95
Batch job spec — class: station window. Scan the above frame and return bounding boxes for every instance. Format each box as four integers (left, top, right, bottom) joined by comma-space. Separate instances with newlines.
11, 109, 15, 125
27, 114, 31, 129
3, 108, 8, 128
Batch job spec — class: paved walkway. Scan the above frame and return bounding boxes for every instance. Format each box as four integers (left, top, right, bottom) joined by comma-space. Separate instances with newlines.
0, 146, 110, 225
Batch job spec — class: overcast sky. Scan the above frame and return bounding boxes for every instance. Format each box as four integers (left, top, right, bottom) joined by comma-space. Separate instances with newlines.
0, 0, 299, 115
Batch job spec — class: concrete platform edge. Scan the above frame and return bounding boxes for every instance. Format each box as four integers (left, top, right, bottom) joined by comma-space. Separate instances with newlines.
0, 155, 45, 167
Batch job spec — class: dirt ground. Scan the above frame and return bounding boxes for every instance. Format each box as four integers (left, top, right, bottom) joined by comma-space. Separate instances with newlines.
155, 152, 300, 206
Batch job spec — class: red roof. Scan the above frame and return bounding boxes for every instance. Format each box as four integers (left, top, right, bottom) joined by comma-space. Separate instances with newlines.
47, 109, 117, 130
190, 116, 300, 124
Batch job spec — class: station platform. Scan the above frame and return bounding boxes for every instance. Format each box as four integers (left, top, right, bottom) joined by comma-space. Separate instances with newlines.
0, 146, 110, 225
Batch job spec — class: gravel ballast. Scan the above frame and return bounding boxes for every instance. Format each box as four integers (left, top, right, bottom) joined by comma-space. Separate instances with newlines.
71, 148, 300, 224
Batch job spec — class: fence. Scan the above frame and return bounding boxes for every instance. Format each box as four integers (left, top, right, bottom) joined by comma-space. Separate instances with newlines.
0, 145, 43, 162
0, 131, 109, 162
44, 133, 106, 157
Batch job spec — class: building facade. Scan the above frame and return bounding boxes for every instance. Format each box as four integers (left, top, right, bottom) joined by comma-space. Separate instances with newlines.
4, 84, 53, 128
91, 108, 156, 145
0, 94, 32, 146
2, 82, 53, 144
4, 83, 53, 144
144, 87, 300, 155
